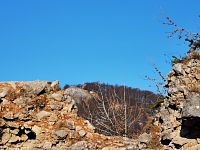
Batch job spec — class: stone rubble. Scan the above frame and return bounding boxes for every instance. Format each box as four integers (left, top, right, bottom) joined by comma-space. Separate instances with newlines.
0, 81, 139, 149
1, 51, 199, 149
157, 52, 200, 150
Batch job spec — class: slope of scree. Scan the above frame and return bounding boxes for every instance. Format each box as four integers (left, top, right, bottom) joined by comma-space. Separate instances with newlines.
0, 80, 150, 150
157, 51, 200, 150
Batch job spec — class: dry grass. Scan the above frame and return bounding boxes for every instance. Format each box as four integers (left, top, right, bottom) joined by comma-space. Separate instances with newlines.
172, 51, 200, 64
144, 119, 162, 149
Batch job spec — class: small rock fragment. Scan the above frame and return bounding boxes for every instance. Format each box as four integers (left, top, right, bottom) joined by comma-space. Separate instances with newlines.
0, 88, 9, 98
0, 118, 5, 126
49, 113, 58, 122
1, 133, 11, 144
69, 141, 88, 150
10, 129, 19, 135
51, 80, 60, 90
49, 100, 63, 110
36, 111, 51, 120
8, 135, 19, 143
43, 141, 52, 149
55, 130, 67, 139
32, 125, 41, 137
51, 93, 63, 101
66, 120, 75, 130
78, 130, 86, 137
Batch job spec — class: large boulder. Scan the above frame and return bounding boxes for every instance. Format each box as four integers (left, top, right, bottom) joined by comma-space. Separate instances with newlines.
64, 87, 94, 104
182, 93, 200, 118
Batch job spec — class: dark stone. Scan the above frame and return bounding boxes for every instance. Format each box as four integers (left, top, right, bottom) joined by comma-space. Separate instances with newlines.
182, 93, 200, 118
181, 93, 200, 139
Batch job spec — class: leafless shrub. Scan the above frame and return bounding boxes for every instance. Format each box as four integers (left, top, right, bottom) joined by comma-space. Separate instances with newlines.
163, 16, 200, 54
145, 64, 167, 96
163, 17, 200, 42
77, 83, 160, 138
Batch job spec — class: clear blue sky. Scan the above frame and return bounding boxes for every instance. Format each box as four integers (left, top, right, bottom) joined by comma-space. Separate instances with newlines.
0, 0, 199, 92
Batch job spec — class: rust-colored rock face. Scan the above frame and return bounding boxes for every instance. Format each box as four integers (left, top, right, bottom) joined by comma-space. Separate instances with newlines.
0, 81, 138, 150
158, 52, 200, 150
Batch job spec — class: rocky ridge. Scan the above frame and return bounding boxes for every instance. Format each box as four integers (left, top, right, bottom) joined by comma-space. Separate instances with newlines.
1, 51, 199, 150
158, 52, 200, 149
0, 81, 141, 150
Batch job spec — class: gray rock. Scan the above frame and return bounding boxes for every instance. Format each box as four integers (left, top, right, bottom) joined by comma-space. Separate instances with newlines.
36, 111, 51, 120
61, 101, 76, 113
138, 133, 151, 144
13, 97, 28, 106
48, 114, 58, 122
66, 96, 73, 103
182, 93, 200, 118
0, 88, 9, 98
21, 81, 47, 95
168, 87, 178, 94
32, 125, 41, 136
173, 63, 184, 74
161, 131, 172, 144
51, 93, 63, 101
43, 141, 52, 149
1, 133, 11, 144
69, 141, 88, 150
10, 129, 19, 135
78, 130, 86, 137
8, 135, 19, 143
49, 100, 63, 110
51, 80, 60, 90
66, 120, 75, 130
64, 87, 93, 104
1, 98, 10, 104
55, 130, 67, 139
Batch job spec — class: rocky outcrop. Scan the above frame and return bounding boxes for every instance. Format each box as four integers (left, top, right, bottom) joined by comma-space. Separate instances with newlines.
0, 81, 138, 150
158, 53, 200, 149
64, 87, 94, 104
1, 52, 199, 150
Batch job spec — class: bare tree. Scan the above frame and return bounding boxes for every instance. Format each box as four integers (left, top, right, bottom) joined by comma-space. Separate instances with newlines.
163, 16, 200, 52
77, 83, 159, 138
